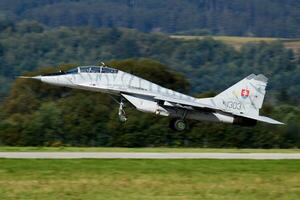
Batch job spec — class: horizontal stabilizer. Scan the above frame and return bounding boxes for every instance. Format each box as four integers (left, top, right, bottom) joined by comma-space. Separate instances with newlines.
255, 116, 284, 125
237, 114, 284, 125
154, 95, 211, 109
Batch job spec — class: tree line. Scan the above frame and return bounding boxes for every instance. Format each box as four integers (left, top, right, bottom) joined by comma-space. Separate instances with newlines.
0, 20, 299, 104
1, 0, 300, 37
0, 59, 299, 148
0, 21, 299, 148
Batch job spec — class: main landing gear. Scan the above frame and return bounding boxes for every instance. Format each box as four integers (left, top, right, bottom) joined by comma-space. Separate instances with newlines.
169, 118, 188, 131
169, 110, 189, 131
114, 95, 188, 131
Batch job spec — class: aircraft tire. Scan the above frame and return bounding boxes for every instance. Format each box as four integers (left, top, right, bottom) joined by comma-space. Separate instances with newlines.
118, 114, 127, 122
170, 118, 188, 131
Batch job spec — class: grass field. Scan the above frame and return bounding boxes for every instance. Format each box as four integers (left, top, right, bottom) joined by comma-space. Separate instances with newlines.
170, 35, 300, 52
0, 159, 299, 200
0, 147, 300, 153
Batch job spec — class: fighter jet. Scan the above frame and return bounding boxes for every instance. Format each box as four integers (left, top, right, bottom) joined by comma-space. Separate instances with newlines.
21, 63, 283, 131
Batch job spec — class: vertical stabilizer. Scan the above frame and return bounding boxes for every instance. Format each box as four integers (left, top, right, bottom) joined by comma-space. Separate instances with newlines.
213, 74, 268, 116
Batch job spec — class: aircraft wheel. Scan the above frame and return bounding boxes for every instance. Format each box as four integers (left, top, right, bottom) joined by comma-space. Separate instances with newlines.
118, 100, 127, 122
170, 119, 188, 131
119, 114, 127, 122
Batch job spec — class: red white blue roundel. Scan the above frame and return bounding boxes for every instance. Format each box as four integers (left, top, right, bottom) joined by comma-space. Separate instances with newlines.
241, 89, 250, 98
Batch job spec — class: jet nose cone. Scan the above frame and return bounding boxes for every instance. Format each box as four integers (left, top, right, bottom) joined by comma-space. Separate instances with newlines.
18, 75, 42, 81
32, 75, 42, 81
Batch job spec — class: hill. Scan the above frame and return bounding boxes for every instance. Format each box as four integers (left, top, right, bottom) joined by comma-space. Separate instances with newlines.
1, 22, 300, 148
1, 0, 300, 37
0, 21, 300, 104
170, 35, 300, 53
1, 60, 300, 148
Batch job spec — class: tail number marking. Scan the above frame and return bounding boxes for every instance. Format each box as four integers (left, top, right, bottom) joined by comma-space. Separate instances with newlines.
226, 101, 242, 110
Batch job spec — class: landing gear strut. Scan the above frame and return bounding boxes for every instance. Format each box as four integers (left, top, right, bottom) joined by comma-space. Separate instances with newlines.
118, 99, 127, 122
109, 95, 128, 122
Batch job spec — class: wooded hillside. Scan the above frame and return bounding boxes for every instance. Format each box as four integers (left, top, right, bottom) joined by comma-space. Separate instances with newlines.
0, 21, 299, 104
1, 0, 300, 37
0, 2, 299, 148
1, 59, 300, 148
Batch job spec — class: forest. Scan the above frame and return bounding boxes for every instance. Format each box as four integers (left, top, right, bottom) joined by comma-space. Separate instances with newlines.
0, 19, 299, 148
0, 0, 300, 148
0, 20, 299, 104
0, 58, 299, 148
1, 0, 300, 37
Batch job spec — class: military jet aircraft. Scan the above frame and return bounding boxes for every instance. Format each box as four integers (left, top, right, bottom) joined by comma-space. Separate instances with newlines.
21, 63, 283, 131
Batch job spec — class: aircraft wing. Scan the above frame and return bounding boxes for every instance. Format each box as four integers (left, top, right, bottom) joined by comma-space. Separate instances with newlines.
75, 83, 213, 110
77, 84, 284, 125
153, 95, 214, 110
120, 92, 213, 111
153, 95, 284, 125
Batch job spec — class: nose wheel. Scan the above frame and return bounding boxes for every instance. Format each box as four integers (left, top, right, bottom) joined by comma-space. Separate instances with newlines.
109, 95, 128, 122
118, 100, 127, 122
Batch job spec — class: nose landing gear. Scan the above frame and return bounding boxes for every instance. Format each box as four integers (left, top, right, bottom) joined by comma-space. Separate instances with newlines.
118, 99, 127, 122
109, 95, 128, 122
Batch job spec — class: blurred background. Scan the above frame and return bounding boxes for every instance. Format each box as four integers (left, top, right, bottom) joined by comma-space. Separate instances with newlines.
0, 0, 300, 148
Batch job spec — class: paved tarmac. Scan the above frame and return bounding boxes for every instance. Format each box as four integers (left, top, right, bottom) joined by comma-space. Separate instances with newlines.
0, 152, 300, 159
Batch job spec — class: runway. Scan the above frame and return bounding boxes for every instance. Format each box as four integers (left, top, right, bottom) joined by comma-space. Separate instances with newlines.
0, 152, 300, 159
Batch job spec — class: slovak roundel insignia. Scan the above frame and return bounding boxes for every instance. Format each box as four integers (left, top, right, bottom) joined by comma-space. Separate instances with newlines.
241, 89, 250, 98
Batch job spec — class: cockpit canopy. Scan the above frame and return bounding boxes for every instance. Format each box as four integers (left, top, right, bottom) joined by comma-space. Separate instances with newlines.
66, 66, 118, 74
66, 68, 78, 74
43, 65, 119, 76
